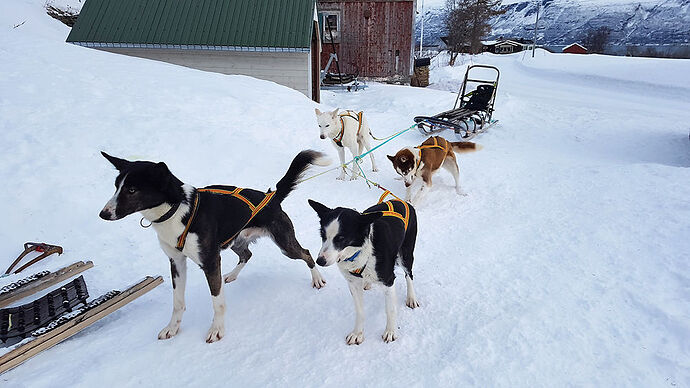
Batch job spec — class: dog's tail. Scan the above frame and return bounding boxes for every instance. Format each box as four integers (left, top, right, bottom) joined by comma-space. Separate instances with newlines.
273, 150, 331, 204
450, 141, 483, 153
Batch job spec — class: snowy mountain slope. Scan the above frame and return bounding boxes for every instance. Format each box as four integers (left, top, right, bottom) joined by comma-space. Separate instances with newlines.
416, 0, 690, 48
2, 0, 690, 386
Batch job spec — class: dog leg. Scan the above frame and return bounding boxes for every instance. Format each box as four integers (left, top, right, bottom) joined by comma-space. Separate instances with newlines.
203, 255, 226, 343
404, 275, 420, 308
270, 212, 326, 288
442, 157, 466, 196
336, 146, 347, 180
382, 285, 398, 343
361, 136, 378, 172
158, 256, 187, 340
224, 242, 252, 283
348, 144, 360, 181
346, 279, 365, 345
410, 174, 431, 205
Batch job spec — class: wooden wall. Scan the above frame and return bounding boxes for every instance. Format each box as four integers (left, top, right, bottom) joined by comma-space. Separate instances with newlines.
318, 0, 415, 78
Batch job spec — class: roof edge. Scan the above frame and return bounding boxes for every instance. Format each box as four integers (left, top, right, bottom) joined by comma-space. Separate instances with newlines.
69, 42, 310, 53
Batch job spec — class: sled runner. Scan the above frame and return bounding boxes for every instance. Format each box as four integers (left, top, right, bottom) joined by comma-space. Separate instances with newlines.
0, 263, 162, 374
414, 64, 500, 140
0, 261, 94, 309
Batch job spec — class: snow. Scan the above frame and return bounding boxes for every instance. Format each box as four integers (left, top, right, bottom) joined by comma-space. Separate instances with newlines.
2, 1, 690, 387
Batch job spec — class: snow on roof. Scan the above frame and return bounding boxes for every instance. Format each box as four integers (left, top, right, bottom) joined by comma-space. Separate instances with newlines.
563, 42, 587, 51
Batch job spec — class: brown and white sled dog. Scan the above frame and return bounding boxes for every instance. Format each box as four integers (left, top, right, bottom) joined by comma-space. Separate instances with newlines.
387, 136, 481, 205
99, 150, 329, 343
315, 108, 378, 180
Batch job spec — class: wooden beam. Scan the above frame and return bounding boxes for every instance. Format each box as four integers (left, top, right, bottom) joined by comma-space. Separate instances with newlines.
0, 275, 163, 374
0, 261, 94, 309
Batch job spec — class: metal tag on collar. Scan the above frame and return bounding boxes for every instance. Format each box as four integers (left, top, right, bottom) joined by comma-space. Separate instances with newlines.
343, 250, 360, 262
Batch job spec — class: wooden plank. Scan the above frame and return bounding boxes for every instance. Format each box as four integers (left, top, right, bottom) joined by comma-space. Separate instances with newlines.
0, 275, 163, 374
0, 261, 94, 309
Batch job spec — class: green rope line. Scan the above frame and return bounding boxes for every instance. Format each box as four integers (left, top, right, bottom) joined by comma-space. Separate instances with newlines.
296, 122, 417, 184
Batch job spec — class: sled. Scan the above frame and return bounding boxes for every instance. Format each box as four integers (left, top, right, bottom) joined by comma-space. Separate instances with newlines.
320, 16, 365, 92
0, 261, 94, 309
414, 64, 500, 140
0, 266, 162, 374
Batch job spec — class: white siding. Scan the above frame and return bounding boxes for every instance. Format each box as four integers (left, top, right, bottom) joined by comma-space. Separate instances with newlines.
99, 48, 312, 98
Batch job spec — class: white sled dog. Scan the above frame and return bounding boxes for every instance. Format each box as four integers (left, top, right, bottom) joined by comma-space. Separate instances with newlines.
315, 108, 378, 180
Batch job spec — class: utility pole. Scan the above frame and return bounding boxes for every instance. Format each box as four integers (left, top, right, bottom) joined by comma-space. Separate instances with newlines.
532, 1, 540, 58
419, 0, 425, 56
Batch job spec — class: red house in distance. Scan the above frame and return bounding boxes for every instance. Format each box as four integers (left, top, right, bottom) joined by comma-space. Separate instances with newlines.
562, 43, 588, 54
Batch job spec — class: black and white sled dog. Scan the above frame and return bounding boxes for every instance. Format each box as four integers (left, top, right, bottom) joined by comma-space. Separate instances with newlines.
99, 150, 330, 343
308, 198, 420, 344
315, 108, 379, 180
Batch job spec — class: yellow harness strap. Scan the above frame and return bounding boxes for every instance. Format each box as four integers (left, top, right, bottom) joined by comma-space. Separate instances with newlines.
176, 188, 276, 250
373, 192, 410, 232
334, 110, 364, 144
416, 136, 450, 153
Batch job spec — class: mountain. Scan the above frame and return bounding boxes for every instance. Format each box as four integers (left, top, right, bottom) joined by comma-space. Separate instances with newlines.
416, 0, 690, 50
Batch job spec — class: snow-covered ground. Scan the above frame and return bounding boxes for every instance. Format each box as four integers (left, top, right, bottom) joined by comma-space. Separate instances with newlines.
2, 1, 690, 386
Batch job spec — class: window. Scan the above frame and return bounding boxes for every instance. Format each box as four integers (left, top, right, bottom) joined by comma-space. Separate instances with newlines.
321, 12, 340, 43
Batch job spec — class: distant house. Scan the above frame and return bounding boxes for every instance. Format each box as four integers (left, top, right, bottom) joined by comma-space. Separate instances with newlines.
317, 0, 416, 78
562, 43, 588, 54
66, 0, 321, 102
482, 39, 524, 54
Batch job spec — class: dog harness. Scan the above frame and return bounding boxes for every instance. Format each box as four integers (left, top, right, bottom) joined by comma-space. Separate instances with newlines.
348, 194, 410, 277
416, 136, 451, 153
175, 187, 276, 251
332, 110, 363, 147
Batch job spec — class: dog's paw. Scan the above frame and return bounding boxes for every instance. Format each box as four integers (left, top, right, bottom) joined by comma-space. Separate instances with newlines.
223, 273, 238, 283
311, 268, 326, 289
158, 324, 180, 340
382, 329, 398, 343
363, 282, 372, 290
336, 175, 346, 181
349, 175, 359, 181
372, 167, 379, 172
456, 188, 468, 196
406, 297, 420, 309
205, 324, 225, 343
346, 331, 364, 345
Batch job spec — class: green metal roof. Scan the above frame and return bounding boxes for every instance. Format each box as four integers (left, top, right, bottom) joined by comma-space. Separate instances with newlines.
67, 0, 315, 51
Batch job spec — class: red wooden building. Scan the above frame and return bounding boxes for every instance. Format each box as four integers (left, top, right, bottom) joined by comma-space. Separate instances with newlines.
317, 0, 416, 78
562, 43, 588, 54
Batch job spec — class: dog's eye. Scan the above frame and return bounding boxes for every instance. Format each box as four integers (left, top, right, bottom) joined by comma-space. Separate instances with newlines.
400, 157, 407, 162
333, 235, 345, 244
127, 187, 136, 194
325, 124, 329, 127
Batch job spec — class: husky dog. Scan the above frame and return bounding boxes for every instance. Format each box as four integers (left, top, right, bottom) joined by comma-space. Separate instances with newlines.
100, 150, 329, 343
315, 108, 378, 180
387, 136, 481, 205
308, 198, 419, 345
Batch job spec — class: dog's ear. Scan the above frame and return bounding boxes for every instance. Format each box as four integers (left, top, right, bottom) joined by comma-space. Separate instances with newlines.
359, 212, 383, 225
101, 151, 131, 171
314, 108, 322, 115
387, 155, 395, 164
308, 199, 331, 218
330, 108, 339, 118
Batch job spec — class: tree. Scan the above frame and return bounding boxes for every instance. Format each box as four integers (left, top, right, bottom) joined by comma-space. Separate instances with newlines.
581, 26, 611, 54
445, 0, 505, 65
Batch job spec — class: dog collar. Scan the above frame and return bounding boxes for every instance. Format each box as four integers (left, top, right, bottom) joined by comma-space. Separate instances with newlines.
343, 250, 360, 262
153, 202, 180, 224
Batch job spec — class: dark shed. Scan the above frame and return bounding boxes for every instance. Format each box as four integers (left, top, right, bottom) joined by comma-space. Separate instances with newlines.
317, 0, 416, 78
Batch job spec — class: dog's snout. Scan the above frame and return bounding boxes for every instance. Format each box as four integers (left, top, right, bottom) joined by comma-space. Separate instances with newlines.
99, 209, 113, 220
319, 135, 326, 139
404, 182, 411, 187
316, 256, 327, 266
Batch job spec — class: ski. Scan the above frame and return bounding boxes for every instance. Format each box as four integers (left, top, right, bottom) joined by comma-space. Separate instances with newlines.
0, 261, 94, 309
0, 275, 163, 374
